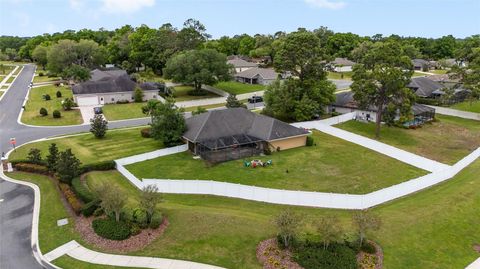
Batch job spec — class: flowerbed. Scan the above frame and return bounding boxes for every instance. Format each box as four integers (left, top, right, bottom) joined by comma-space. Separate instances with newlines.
257, 238, 303, 269
357, 240, 383, 269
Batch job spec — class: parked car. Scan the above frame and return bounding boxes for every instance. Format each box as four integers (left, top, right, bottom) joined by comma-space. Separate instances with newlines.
248, 96, 263, 103
93, 107, 103, 114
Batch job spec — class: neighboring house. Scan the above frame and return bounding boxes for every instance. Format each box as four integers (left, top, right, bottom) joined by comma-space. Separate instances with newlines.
408, 77, 447, 98
182, 108, 309, 163
227, 58, 258, 73
412, 59, 430, 70
330, 58, 356, 72
72, 69, 159, 106
328, 91, 435, 122
234, 67, 280, 85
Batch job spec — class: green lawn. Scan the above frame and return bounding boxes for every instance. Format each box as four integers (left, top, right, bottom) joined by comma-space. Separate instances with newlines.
134, 70, 170, 83
0, 91, 3, 98
429, 69, 448, 75
213, 81, 265, 95
6, 75, 15, 84
327, 71, 353, 80
102, 102, 147, 121
54, 256, 145, 269
173, 85, 220, 102
0, 65, 15, 76
126, 131, 427, 194
413, 71, 428, 77
21, 85, 83, 126
335, 114, 480, 165
33, 75, 61, 83
13, 65, 22, 75
451, 100, 480, 113
9, 127, 163, 165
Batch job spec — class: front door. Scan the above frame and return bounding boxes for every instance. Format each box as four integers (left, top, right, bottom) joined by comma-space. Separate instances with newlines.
100, 97, 105, 105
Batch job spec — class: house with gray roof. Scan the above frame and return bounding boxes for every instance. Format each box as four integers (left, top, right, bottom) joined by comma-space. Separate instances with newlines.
72, 69, 160, 106
183, 108, 309, 163
407, 77, 447, 98
412, 59, 430, 70
227, 58, 258, 73
330, 58, 356, 72
234, 67, 280, 85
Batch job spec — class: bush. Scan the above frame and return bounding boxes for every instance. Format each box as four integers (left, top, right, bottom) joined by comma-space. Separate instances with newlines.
92, 218, 131, 240
14, 163, 49, 175
360, 241, 376, 254
45, 94, 51, 101
149, 212, 163, 229
116, 100, 130, 104
140, 128, 151, 138
93, 207, 104, 217
52, 110, 61, 118
38, 72, 44, 77
79, 160, 116, 174
293, 241, 358, 269
130, 223, 142, 236
82, 199, 101, 217
56, 91, 62, 98
71, 177, 96, 203
39, 107, 48, 116
59, 183, 83, 215
187, 89, 208, 96
10, 159, 47, 167
306, 136, 314, 146
63, 98, 74, 110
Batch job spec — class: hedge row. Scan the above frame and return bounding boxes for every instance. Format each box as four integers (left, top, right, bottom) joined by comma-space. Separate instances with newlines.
59, 183, 83, 215
11, 159, 47, 167
14, 163, 50, 175
71, 177, 96, 203
79, 160, 116, 174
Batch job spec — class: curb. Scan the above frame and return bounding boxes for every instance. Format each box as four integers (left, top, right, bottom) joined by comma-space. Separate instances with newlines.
0, 65, 23, 102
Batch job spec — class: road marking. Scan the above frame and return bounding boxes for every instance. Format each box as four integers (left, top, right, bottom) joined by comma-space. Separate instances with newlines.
0, 199, 4, 202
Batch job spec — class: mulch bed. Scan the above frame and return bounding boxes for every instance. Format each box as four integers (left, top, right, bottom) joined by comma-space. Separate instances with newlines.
256, 238, 303, 269
75, 215, 169, 253
357, 240, 384, 269
474, 244, 480, 253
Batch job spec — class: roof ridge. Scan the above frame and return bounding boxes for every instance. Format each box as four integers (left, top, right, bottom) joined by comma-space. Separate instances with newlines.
193, 111, 212, 142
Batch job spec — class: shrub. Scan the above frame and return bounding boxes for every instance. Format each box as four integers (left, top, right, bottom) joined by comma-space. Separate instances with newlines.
10, 159, 47, 167
93, 207, 104, 217
59, 183, 83, 215
27, 148, 43, 164
116, 100, 129, 104
14, 163, 49, 175
140, 128, 151, 138
187, 89, 208, 96
45, 94, 51, 101
52, 110, 61, 118
63, 98, 74, 110
360, 241, 376, 254
130, 223, 142, 236
92, 218, 131, 240
293, 242, 358, 269
134, 87, 144, 102
82, 199, 101, 217
264, 146, 272, 155
39, 107, 48, 116
56, 90, 62, 98
79, 160, 116, 174
306, 136, 314, 147
131, 209, 148, 228
149, 212, 163, 229
38, 72, 44, 77
71, 177, 96, 203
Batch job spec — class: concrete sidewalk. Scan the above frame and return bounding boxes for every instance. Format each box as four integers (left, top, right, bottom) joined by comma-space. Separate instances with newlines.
427, 105, 480, 121
45, 240, 226, 269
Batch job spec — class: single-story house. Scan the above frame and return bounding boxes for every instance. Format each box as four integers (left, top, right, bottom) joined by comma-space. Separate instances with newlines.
412, 59, 430, 70
328, 91, 435, 122
182, 108, 309, 163
227, 58, 258, 73
330, 58, 356, 72
72, 69, 160, 106
407, 77, 447, 98
234, 67, 280, 85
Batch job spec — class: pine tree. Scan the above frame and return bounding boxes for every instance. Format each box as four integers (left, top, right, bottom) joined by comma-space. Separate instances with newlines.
90, 114, 108, 138
226, 94, 246, 108
46, 143, 59, 172
56, 149, 81, 184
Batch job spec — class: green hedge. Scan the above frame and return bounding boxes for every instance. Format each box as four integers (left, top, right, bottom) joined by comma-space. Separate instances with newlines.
79, 160, 116, 174
82, 199, 100, 217
293, 241, 358, 269
14, 163, 50, 175
71, 177, 96, 203
92, 218, 131, 240
10, 159, 47, 166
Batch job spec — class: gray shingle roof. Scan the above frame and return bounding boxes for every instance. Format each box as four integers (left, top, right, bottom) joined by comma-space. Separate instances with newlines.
412, 59, 429, 68
408, 77, 445, 97
183, 108, 308, 144
90, 69, 128, 81
227, 58, 258, 68
72, 74, 136, 95
234, 67, 279, 80
332, 58, 356, 66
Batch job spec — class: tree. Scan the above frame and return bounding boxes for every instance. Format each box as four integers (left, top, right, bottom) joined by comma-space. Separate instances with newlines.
63, 64, 91, 82
451, 35, 480, 104
176, 19, 210, 50
56, 149, 81, 184
142, 99, 161, 122
46, 143, 59, 172
191, 106, 207, 115
62, 98, 75, 110
95, 183, 126, 222
226, 94, 247, 108
27, 148, 42, 164
150, 98, 186, 146
32, 45, 49, 70
163, 49, 231, 93
139, 185, 162, 224
47, 39, 105, 74
351, 41, 415, 138
317, 216, 343, 250
352, 210, 381, 247
274, 210, 301, 248
90, 114, 108, 138
133, 87, 144, 102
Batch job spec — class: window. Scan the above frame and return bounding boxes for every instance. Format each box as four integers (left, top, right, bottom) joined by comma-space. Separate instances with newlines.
153, 95, 156, 98
111, 98, 115, 102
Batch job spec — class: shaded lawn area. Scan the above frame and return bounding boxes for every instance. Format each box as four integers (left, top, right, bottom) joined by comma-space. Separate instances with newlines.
21, 85, 82, 126
102, 102, 146, 121
173, 85, 220, 102
327, 71, 353, 80
9, 127, 163, 165
213, 81, 265, 95
451, 100, 480, 113
335, 114, 480, 165
126, 131, 427, 194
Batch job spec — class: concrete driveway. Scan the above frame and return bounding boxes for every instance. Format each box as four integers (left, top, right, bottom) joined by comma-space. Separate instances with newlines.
78, 105, 101, 124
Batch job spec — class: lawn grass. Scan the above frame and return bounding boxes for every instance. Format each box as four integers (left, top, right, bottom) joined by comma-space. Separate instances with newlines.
102, 102, 147, 121
33, 75, 61, 83
134, 70, 170, 83
327, 71, 353, 80
6, 75, 15, 84
335, 114, 480, 164
9, 127, 163, 165
183, 102, 227, 111
451, 100, 480, 113
0, 64, 15, 76
21, 85, 83, 126
429, 69, 448, 75
413, 71, 428, 77
13, 65, 22, 75
53, 255, 146, 269
213, 81, 265, 95
126, 131, 427, 194
173, 85, 220, 102
0, 91, 3, 98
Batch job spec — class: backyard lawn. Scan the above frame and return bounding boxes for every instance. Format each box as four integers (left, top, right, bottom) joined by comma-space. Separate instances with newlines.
173, 85, 220, 101
9, 156, 479, 269
9, 127, 163, 165
21, 85, 83, 126
327, 71, 353, 80
126, 131, 427, 194
335, 114, 480, 164
213, 81, 265, 95
451, 100, 480, 113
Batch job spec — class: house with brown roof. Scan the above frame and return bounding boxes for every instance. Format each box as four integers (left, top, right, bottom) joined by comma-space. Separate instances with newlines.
183, 108, 309, 163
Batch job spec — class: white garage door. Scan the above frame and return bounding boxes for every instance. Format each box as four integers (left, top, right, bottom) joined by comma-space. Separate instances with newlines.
77, 96, 99, 106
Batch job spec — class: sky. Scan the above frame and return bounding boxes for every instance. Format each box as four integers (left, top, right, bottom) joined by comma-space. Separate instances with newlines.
0, 0, 479, 39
